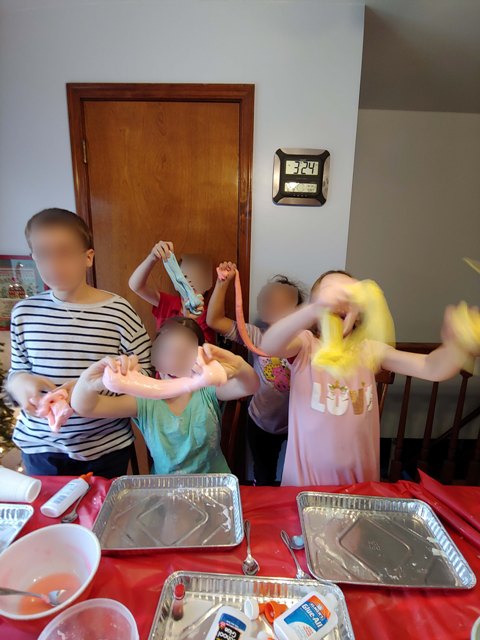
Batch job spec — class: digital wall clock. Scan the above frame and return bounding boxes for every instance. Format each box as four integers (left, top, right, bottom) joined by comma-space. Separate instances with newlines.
272, 148, 330, 206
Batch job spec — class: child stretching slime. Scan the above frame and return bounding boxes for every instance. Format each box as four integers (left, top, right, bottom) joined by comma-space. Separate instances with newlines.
261, 270, 470, 486
207, 262, 304, 485
129, 240, 215, 343
71, 317, 259, 474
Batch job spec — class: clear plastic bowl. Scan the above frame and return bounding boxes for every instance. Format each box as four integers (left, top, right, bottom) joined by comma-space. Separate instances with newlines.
38, 598, 139, 640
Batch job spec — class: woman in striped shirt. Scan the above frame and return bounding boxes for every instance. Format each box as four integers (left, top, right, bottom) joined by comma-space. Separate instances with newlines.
7, 208, 151, 478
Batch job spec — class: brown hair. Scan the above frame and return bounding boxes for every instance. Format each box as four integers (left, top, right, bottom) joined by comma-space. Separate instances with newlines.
25, 208, 94, 251
270, 274, 305, 306
311, 269, 352, 293
155, 316, 205, 346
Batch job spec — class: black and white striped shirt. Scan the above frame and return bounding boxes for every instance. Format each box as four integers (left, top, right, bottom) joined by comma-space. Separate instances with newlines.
9, 290, 151, 460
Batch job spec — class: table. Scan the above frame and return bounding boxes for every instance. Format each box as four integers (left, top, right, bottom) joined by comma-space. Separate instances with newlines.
1, 477, 480, 639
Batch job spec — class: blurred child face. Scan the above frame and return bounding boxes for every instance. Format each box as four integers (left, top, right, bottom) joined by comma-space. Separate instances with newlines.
257, 283, 298, 325
151, 326, 199, 378
30, 226, 93, 291
311, 272, 359, 336
180, 255, 213, 294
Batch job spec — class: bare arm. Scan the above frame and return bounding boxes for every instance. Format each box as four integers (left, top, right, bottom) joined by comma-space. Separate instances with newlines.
202, 344, 260, 401
206, 262, 237, 336
7, 372, 57, 415
261, 279, 355, 358
261, 303, 320, 358
128, 254, 160, 306
128, 241, 174, 306
381, 342, 470, 382
381, 306, 471, 381
7, 311, 57, 414
71, 356, 138, 419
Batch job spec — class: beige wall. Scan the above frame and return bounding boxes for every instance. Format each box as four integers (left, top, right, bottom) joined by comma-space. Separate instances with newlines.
347, 109, 480, 440
347, 109, 480, 342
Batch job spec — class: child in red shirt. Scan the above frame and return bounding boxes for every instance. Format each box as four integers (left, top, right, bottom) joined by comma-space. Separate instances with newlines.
129, 241, 215, 343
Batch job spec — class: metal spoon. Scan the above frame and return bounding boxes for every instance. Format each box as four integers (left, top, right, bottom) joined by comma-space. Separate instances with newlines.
242, 520, 260, 576
280, 530, 310, 580
61, 486, 90, 524
0, 586, 67, 607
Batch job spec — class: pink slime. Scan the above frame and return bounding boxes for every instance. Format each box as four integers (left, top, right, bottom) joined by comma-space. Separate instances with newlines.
36, 388, 74, 432
216, 266, 267, 357
102, 347, 228, 399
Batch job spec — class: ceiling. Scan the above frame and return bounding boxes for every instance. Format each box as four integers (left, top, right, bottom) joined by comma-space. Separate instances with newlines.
359, 0, 480, 113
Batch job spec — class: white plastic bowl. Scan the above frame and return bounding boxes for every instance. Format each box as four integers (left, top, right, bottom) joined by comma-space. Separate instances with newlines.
472, 617, 480, 640
0, 523, 100, 626
38, 598, 139, 640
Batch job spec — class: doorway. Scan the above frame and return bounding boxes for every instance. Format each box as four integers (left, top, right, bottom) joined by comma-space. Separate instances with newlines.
67, 83, 254, 336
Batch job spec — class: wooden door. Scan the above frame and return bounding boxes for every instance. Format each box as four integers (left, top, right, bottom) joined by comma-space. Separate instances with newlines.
67, 84, 254, 337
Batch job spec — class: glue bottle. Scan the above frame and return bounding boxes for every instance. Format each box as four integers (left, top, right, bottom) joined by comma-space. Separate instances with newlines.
205, 606, 252, 640
172, 583, 185, 620
273, 591, 338, 640
40, 472, 92, 518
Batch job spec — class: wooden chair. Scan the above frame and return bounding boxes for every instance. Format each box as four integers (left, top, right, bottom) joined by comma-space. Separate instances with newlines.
376, 369, 395, 419
220, 398, 249, 481
128, 440, 140, 475
127, 422, 152, 475
466, 409, 480, 485
383, 343, 479, 484
440, 369, 472, 483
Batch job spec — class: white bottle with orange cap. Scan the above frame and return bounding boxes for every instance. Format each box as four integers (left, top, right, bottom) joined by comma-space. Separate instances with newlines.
40, 472, 92, 518
273, 591, 338, 640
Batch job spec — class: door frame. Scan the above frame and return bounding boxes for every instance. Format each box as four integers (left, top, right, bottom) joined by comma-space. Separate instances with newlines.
66, 82, 254, 312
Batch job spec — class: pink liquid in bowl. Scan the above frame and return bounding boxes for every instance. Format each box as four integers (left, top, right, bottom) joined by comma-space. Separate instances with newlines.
19, 573, 82, 615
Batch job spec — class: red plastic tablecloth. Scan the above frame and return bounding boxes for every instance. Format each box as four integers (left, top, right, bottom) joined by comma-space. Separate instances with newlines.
1, 477, 480, 640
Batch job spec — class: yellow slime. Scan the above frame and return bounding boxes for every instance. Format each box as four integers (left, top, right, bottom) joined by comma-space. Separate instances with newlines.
450, 301, 480, 355
312, 279, 395, 378
447, 258, 480, 355
464, 257, 480, 275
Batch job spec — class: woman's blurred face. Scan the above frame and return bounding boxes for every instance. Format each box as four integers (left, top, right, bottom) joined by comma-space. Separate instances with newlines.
257, 283, 298, 325
151, 326, 199, 377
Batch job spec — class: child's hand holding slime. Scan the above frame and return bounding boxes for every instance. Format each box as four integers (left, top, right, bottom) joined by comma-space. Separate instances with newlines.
35, 388, 74, 432
216, 264, 268, 357
102, 347, 228, 399
313, 279, 395, 378
163, 251, 204, 316
444, 257, 480, 357
447, 302, 480, 357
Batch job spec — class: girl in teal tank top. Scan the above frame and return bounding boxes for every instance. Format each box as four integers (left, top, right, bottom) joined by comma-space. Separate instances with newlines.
71, 317, 259, 474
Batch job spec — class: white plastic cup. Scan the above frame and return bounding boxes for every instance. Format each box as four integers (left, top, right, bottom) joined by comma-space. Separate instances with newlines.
0, 465, 41, 503
37, 598, 139, 640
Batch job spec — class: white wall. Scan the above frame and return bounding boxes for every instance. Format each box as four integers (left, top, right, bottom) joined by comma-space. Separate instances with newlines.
347, 108, 480, 342
0, 0, 365, 315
